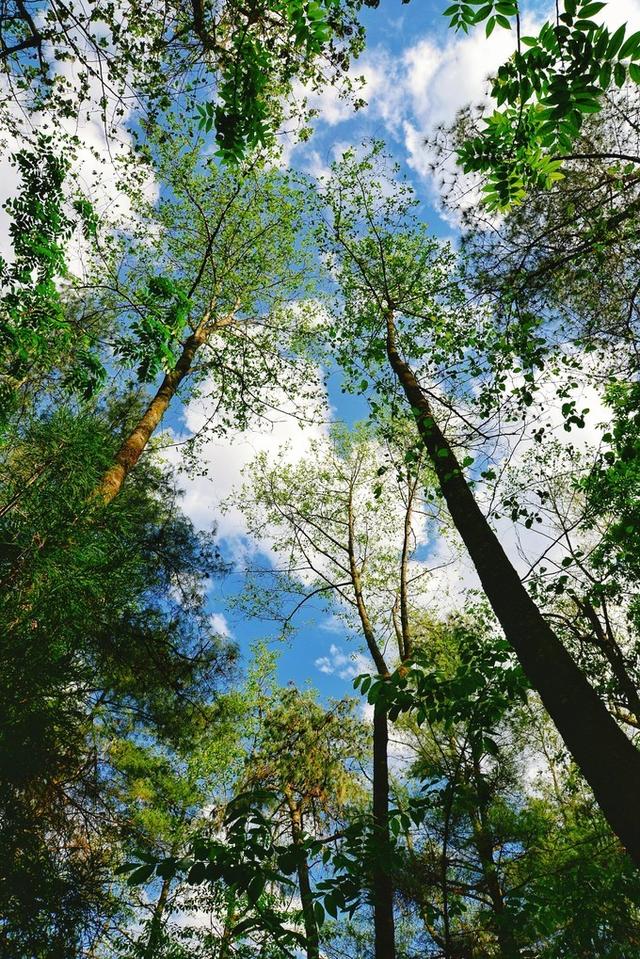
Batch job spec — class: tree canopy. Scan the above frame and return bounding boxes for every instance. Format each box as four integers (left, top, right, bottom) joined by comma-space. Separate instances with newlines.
2, 2, 640, 957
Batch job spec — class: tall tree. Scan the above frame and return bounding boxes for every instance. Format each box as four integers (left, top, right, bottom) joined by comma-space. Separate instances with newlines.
240, 686, 367, 959
0, 402, 234, 957
85, 133, 319, 503
230, 422, 440, 957
315, 144, 640, 866
0, 0, 372, 161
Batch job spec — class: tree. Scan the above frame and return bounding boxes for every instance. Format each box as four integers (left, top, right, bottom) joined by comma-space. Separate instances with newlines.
0, 136, 105, 429
228, 422, 442, 957
438, 86, 640, 366
315, 142, 640, 866
240, 686, 367, 959
0, 0, 372, 161
81, 131, 319, 503
365, 609, 640, 957
0, 402, 234, 957
440, 0, 640, 208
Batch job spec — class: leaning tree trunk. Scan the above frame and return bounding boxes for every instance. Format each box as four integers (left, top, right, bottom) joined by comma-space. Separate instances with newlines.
95, 328, 206, 504
385, 311, 640, 867
95, 308, 236, 504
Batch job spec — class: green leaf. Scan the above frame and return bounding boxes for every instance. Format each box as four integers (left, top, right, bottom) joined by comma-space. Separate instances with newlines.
126, 863, 155, 885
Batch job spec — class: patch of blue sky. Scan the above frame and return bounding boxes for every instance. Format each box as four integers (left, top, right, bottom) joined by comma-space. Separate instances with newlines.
165, 0, 546, 698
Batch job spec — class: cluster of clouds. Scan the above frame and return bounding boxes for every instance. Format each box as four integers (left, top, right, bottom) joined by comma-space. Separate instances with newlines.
289, 0, 640, 217
314, 643, 371, 680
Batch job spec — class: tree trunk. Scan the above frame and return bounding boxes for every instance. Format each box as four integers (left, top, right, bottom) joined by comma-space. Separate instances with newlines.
94, 329, 206, 504
345, 485, 396, 956
385, 312, 640, 867
471, 756, 519, 959
287, 795, 320, 959
372, 702, 396, 959
143, 873, 171, 959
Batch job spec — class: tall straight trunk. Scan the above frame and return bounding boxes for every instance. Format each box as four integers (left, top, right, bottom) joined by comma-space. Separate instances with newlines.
471, 757, 518, 959
143, 874, 171, 959
286, 794, 320, 959
346, 487, 396, 956
385, 312, 640, 867
95, 329, 207, 504
372, 702, 395, 959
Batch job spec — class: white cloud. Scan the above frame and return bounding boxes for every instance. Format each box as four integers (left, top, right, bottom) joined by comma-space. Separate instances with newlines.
314, 643, 371, 679
163, 368, 330, 562
209, 612, 232, 637
319, 613, 347, 634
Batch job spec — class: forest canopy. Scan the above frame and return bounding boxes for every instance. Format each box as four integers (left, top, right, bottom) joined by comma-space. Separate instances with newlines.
2, 1, 640, 957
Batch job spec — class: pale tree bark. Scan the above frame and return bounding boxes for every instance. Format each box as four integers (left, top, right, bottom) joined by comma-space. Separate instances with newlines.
385, 310, 640, 867
95, 309, 235, 504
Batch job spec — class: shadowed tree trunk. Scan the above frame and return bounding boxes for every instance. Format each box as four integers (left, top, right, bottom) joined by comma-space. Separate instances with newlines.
346, 484, 396, 957
285, 789, 320, 959
470, 756, 519, 959
143, 874, 172, 959
385, 310, 640, 867
372, 702, 395, 959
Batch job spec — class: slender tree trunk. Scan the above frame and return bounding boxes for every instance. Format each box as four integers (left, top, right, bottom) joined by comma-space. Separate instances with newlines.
372, 702, 396, 959
345, 485, 396, 956
95, 328, 206, 504
286, 793, 320, 959
385, 311, 640, 867
578, 598, 640, 724
471, 756, 519, 959
143, 874, 171, 959
219, 889, 238, 959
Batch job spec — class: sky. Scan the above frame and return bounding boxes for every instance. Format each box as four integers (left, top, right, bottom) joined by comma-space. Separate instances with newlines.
154, 0, 640, 702
163, 0, 544, 700
6, 0, 640, 701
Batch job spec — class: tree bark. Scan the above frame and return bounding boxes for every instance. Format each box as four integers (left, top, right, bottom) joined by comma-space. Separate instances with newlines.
143, 873, 171, 959
346, 483, 396, 956
385, 311, 640, 867
95, 329, 207, 504
470, 756, 519, 959
372, 702, 396, 959
95, 308, 236, 504
286, 794, 320, 959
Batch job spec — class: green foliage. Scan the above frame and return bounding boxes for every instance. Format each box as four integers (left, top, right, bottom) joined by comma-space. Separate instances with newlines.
0, 0, 369, 162
0, 405, 234, 957
452, 1, 640, 207
114, 276, 192, 383
0, 137, 104, 425
583, 381, 640, 594
95, 133, 321, 443
355, 614, 528, 753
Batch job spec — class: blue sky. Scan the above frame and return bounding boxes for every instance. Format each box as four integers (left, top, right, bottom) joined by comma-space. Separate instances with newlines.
168, 0, 640, 702
172, 0, 520, 701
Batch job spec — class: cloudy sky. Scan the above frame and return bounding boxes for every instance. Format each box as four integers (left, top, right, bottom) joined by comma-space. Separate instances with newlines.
153, 0, 640, 699
8, 0, 637, 697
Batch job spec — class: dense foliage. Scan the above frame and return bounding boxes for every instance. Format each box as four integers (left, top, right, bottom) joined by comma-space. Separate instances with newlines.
2, 1, 640, 957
